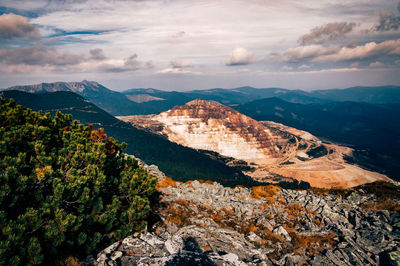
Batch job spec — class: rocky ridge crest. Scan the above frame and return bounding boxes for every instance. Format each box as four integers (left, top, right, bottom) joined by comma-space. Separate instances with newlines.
90, 169, 400, 266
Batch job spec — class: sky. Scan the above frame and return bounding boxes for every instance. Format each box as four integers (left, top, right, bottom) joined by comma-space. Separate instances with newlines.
0, 0, 400, 91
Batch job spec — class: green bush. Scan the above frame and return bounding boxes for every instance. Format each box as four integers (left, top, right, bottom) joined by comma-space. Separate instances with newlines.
0, 98, 157, 265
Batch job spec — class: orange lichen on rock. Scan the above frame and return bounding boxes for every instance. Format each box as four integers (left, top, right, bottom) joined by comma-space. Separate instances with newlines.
156, 177, 177, 190
251, 185, 281, 200
291, 232, 337, 256
198, 179, 215, 185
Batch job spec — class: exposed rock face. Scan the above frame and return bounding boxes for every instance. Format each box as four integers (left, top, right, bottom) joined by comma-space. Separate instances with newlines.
125, 94, 165, 103
119, 100, 390, 188
155, 99, 289, 162
92, 178, 400, 266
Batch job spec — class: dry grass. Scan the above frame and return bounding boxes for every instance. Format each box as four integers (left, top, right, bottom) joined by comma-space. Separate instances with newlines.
361, 199, 400, 212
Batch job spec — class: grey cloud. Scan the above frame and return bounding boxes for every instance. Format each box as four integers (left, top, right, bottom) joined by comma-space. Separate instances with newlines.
299, 22, 356, 45
100, 54, 153, 72
170, 59, 193, 68
89, 48, 107, 60
0, 13, 40, 40
273, 45, 340, 63
171, 31, 186, 39
225, 48, 255, 66
0, 45, 83, 66
376, 10, 400, 31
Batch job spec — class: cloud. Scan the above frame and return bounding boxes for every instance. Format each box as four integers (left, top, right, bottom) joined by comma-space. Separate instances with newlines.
281, 65, 293, 71
370, 61, 384, 67
375, 9, 400, 32
157, 68, 202, 75
313, 39, 400, 62
99, 53, 153, 73
273, 45, 340, 63
298, 64, 311, 69
225, 47, 255, 66
170, 31, 186, 39
89, 48, 107, 61
299, 22, 356, 45
0, 13, 40, 40
170, 59, 193, 68
275, 39, 400, 63
0, 45, 82, 66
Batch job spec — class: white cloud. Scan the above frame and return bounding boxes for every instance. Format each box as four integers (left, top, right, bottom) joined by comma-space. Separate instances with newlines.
298, 64, 311, 69
225, 48, 255, 66
369, 61, 384, 67
313, 39, 400, 62
282, 65, 293, 71
157, 68, 202, 75
274, 39, 400, 64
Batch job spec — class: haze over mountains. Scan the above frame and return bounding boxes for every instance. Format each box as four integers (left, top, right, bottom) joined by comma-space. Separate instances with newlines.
2, 81, 400, 183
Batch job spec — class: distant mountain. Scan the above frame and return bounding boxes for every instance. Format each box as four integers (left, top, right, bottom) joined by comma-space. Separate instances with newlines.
307, 86, 400, 104
6, 80, 145, 115
235, 97, 400, 180
0, 90, 257, 187
5, 82, 400, 116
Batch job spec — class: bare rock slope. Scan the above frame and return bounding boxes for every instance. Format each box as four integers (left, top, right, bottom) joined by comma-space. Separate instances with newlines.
92, 176, 400, 266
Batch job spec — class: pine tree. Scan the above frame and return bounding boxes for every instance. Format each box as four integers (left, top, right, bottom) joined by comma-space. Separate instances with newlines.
0, 98, 157, 265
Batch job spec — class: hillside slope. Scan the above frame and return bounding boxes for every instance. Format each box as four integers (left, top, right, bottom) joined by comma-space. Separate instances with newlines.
0, 90, 256, 187
235, 97, 400, 180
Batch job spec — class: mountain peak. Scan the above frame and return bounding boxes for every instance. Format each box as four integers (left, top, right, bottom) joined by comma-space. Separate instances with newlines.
185, 99, 223, 107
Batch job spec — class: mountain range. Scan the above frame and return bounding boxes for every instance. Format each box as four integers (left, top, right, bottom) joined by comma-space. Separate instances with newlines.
6, 81, 400, 115
2, 81, 400, 182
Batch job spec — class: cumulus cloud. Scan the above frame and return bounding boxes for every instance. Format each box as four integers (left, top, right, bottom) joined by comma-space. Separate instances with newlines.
89, 48, 107, 61
0, 13, 40, 40
157, 68, 202, 75
370, 61, 384, 67
313, 39, 400, 62
299, 22, 356, 45
170, 59, 193, 68
99, 54, 153, 72
0, 45, 82, 66
274, 39, 400, 64
298, 64, 311, 69
225, 48, 254, 66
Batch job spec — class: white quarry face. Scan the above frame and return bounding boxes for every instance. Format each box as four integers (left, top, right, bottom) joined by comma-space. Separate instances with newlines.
153, 99, 287, 162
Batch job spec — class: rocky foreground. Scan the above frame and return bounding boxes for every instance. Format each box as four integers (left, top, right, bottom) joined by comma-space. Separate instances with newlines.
88, 161, 400, 266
